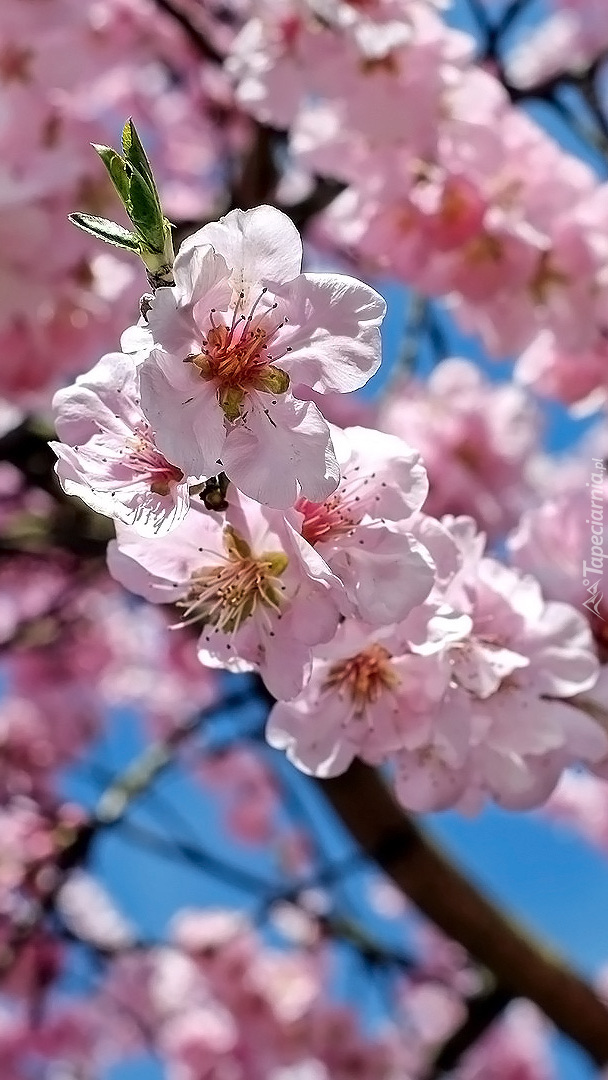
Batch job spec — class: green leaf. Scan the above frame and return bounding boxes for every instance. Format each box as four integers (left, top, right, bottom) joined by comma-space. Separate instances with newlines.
127, 169, 165, 251
122, 118, 155, 187
91, 145, 130, 206
68, 213, 141, 252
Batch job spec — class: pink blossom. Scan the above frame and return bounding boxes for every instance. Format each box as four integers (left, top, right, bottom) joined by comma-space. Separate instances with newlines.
0, 554, 69, 645
56, 870, 136, 951
229, 0, 471, 150
457, 1001, 553, 1080
267, 606, 472, 780
317, 87, 603, 361
197, 747, 281, 843
290, 424, 437, 623
0, 644, 104, 799
506, 4, 608, 88
379, 359, 539, 538
542, 768, 608, 851
0, 799, 60, 903
270, 517, 606, 811
140, 204, 385, 507
508, 483, 608, 646
107, 491, 342, 699
439, 543, 606, 811
100, 909, 409, 1080
52, 351, 190, 536
517, 328, 608, 410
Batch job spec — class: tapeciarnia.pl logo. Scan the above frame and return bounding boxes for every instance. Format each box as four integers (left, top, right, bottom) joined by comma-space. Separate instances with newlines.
582, 458, 606, 621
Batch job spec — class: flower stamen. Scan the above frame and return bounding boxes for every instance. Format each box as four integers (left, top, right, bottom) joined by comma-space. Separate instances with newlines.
324, 644, 399, 716
184, 291, 291, 419
123, 427, 184, 497
176, 526, 289, 634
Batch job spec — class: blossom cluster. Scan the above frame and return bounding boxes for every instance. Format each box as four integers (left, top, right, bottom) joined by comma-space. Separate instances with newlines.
222, 0, 608, 413
506, 0, 608, 87
4, 0, 608, 1077
0, 892, 555, 1080
52, 203, 607, 813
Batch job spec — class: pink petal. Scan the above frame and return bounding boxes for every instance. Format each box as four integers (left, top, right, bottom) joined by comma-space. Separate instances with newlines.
182, 205, 303, 290
140, 352, 226, 478
221, 395, 339, 508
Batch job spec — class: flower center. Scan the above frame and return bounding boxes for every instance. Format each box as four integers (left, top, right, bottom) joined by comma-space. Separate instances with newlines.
463, 233, 503, 266
126, 428, 184, 497
184, 290, 291, 421
360, 53, 399, 77
529, 252, 569, 305
279, 14, 303, 52
295, 467, 378, 545
324, 644, 399, 715
0, 44, 33, 84
296, 495, 356, 545
454, 439, 482, 471
177, 527, 289, 634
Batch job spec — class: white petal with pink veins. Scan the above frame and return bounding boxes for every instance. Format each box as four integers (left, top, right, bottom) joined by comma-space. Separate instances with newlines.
525, 600, 600, 697
267, 695, 357, 778
451, 641, 529, 700
323, 521, 436, 625
53, 352, 141, 443
140, 351, 225, 479
277, 272, 385, 393
221, 395, 339, 509
183, 205, 304, 293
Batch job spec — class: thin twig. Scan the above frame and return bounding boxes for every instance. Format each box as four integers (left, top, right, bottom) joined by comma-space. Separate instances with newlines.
0, 689, 254, 983
399, 292, 426, 373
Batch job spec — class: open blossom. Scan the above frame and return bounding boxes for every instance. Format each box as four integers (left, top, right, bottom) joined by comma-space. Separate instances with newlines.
542, 767, 608, 851
289, 424, 437, 623
140, 204, 385, 508
107, 491, 342, 700
228, 0, 471, 145
57, 870, 136, 952
98, 909, 409, 1080
506, 3, 608, 88
314, 75, 606, 364
401, 525, 606, 811
516, 327, 608, 411
267, 605, 472, 781
51, 351, 189, 536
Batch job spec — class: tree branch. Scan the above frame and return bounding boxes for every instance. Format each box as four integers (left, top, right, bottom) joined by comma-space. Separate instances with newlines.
318, 760, 608, 1067
148, 0, 224, 64
426, 985, 514, 1078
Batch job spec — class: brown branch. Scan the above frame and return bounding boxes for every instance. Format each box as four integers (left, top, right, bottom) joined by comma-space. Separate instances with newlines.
426, 985, 514, 1078
148, 0, 224, 64
230, 125, 280, 212
318, 760, 608, 1067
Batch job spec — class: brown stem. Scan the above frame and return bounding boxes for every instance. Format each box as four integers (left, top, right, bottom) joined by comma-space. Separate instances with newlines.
148, 0, 224, 64
426, 985, 514, 1078
318, 760, 608, 1066
230, 124, 280, 211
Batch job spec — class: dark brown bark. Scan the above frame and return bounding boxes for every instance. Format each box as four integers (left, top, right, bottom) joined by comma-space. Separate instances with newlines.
319, 760, 608, 1067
